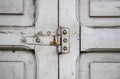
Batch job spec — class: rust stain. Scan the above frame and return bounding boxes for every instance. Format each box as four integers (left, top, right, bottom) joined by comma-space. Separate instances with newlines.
50, 36, 57, 46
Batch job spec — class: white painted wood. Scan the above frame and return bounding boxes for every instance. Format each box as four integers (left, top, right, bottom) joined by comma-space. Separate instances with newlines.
0, 27, 34, 49
0, 62, 24, 79
80, 0, 120, 26
80, 0, 120, 79
90, 63, 120, 79
90, 0, 120, 17
35, 0, 58, 34
0, 0, 23, 14
0, 1, 58, 79
35, 0, 58, 79
0, 0, 34, 26
80, 53, 120, 79
81, 26, 120, 51
59, 0, 79, 79
0, 50, 36, 79
35, 46, 58, 79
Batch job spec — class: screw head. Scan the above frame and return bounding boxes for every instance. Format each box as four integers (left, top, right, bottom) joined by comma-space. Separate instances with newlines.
22, 38, 27, 42
47, 31, 51, 36
63, 30, 67, 35
36, 38, 40, 43
63, 38, 68, 42
50, 41, 53, 45
63, 46, 67, 51
37, 31, 43, 35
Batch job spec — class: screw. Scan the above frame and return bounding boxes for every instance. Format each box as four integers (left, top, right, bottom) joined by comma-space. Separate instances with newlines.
36, 37, 40, 43
63, 46, 67, 51
50, 41, 53, 45
47, 31, 51, 36
22, 38, 27, 42
63, 38, 68, 42
37, 31, 43, 35
63, 30, 67, 35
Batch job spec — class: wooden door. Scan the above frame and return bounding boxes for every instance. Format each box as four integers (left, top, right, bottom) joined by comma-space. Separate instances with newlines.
59, 0, 120, 79
80, 0, 120, 79
0, 0, 58, 79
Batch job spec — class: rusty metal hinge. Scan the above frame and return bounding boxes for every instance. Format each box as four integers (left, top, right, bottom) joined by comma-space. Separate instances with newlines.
20, 27, 70, 54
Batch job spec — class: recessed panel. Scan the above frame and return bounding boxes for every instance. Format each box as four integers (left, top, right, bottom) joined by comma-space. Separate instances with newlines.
90, 63, 120, 79
0, 62, 24, 79
90, 0, 120, 17
0, 0, 34, 26
80, 53, 120, 79
0, 0, 23, 14
81, 27, 120, 51
80, 0, 120, 26
0, 50, 36, 79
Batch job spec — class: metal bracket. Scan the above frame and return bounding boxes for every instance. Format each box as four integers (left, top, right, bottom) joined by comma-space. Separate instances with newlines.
20, 27, 70, 54
21, 35, 57, 46
57, 27, 70, 54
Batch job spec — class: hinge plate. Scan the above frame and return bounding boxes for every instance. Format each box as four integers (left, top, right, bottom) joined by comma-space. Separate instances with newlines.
20, 27, 70, 54
21, 35, 56, 46
57, 27, 70, 54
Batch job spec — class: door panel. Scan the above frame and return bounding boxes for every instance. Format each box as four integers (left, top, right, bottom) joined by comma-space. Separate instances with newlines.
0, 0, 34, 26
0, 62, 24, 79
80, 0, 120, 79
90, 63, 120, 79
90, 0, 120, 17
80, 0, 120, 51
81, 27, 120, 51
80, 0, 120, 26
0, 0, 23, 14
80, 53, 120, 79
0, 50, 36, 79
0, 0, 58, 79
